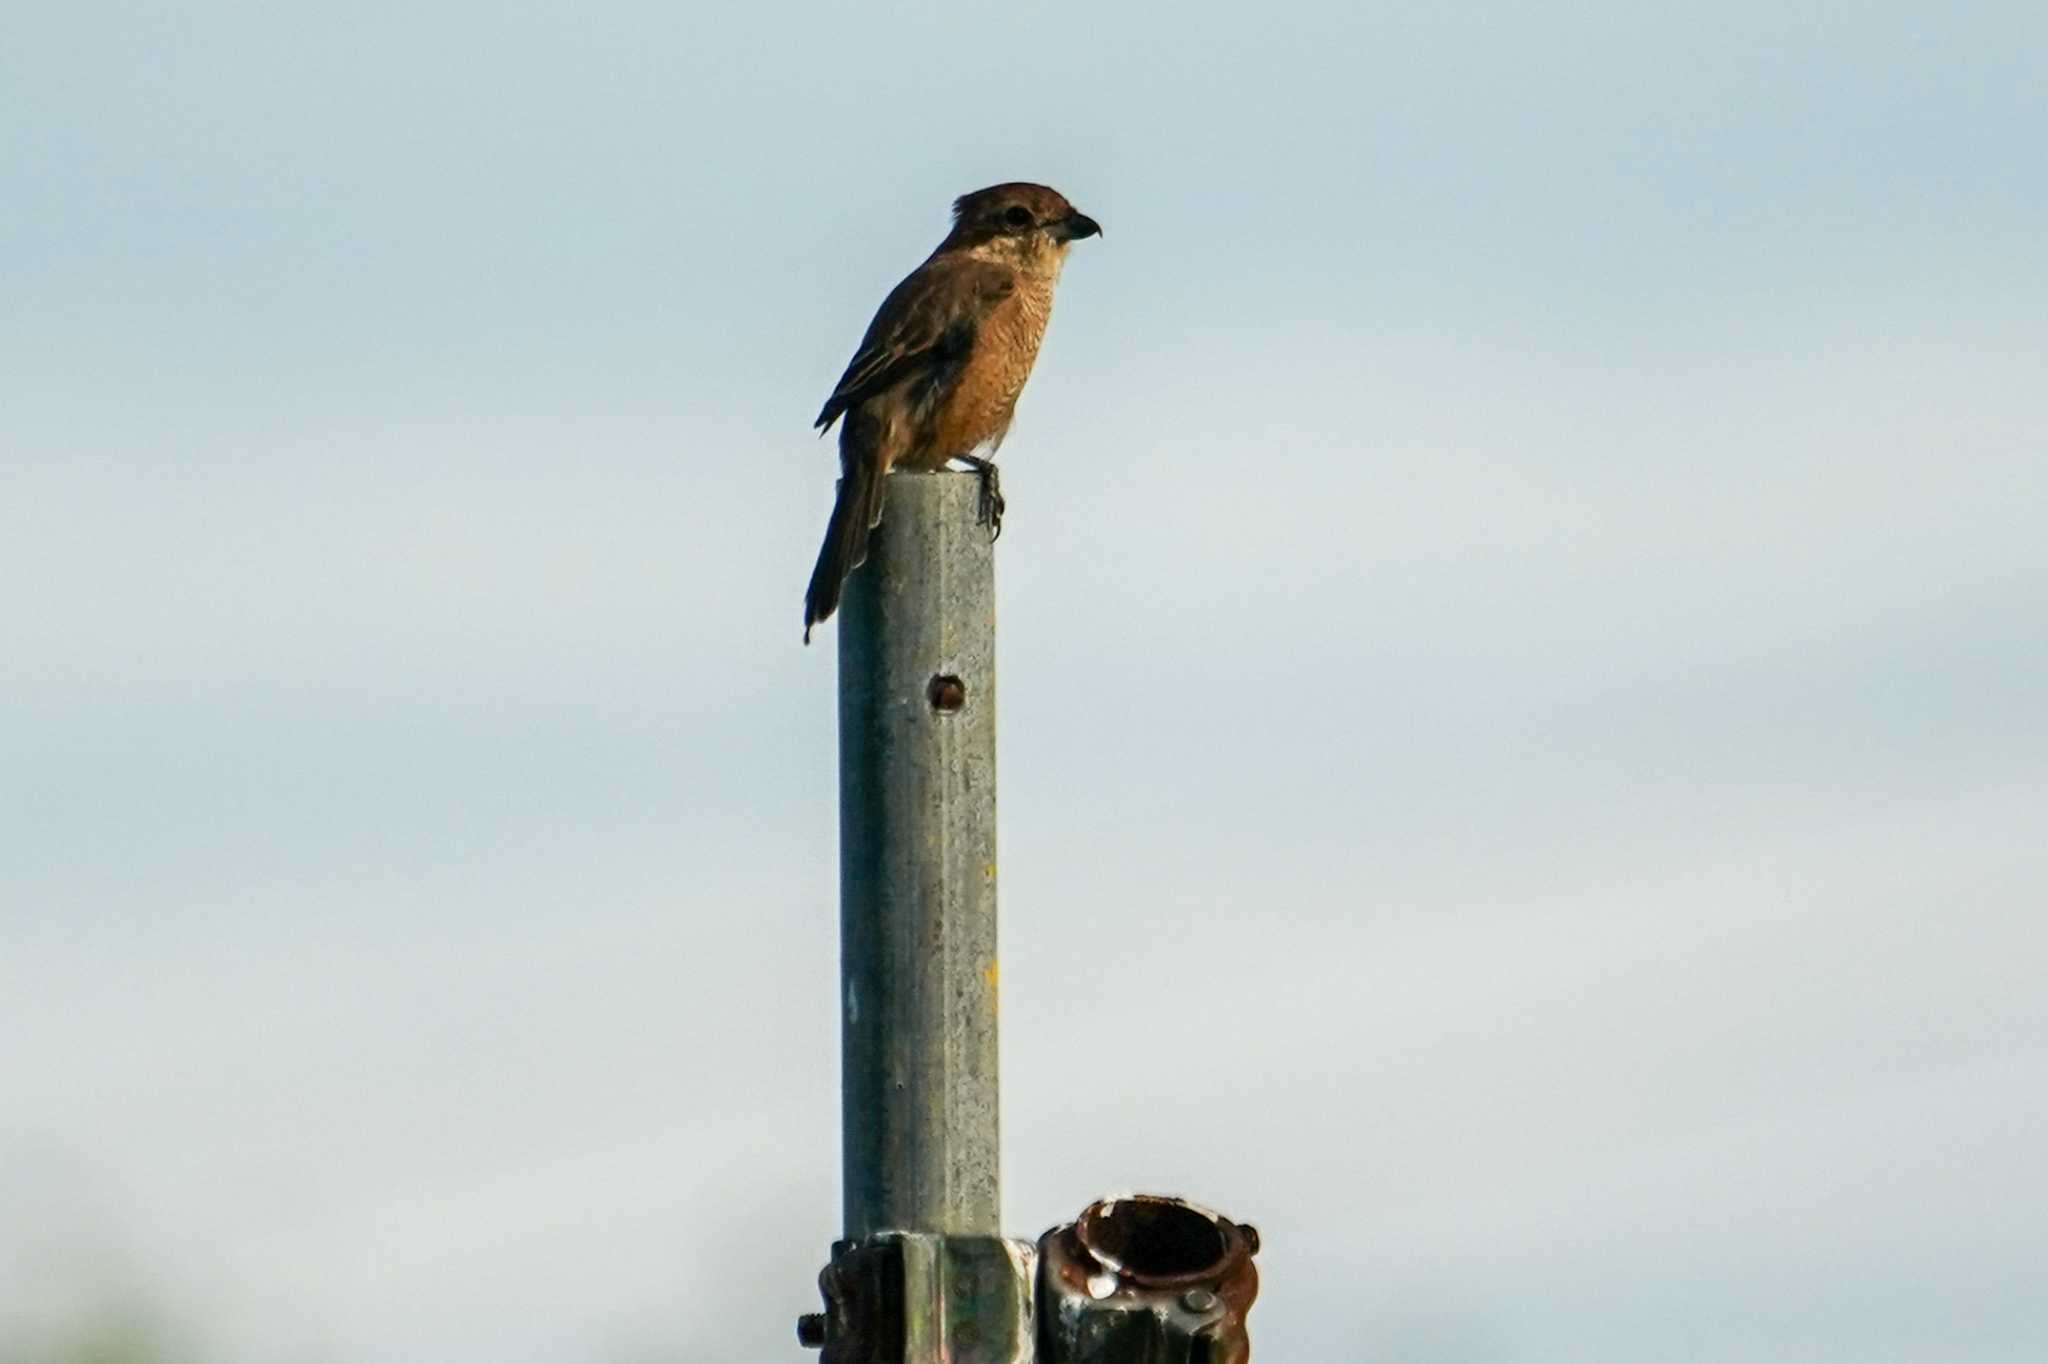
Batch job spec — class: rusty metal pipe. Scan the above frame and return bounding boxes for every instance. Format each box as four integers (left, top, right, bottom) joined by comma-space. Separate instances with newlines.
1039, 1196, 1261, 1364
836, 470, 1000, 1239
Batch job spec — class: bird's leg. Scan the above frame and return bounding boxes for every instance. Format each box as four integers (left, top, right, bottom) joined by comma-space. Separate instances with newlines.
951, 454, 1005, 541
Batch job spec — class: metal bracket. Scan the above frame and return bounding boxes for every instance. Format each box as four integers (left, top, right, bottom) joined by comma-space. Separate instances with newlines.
798, 1233, 1038, 1364
797, 1197, 1258, 1364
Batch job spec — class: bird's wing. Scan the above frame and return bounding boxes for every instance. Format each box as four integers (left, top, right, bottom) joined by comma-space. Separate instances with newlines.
815, 257, 1016, 432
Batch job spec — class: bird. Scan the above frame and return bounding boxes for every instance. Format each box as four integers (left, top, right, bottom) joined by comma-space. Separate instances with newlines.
803, 182, 1101, 643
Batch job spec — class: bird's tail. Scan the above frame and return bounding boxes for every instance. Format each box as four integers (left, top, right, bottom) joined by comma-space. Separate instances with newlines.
803, 459, 886, 643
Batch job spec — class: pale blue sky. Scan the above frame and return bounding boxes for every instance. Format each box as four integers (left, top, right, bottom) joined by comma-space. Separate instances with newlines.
4, 4, 2045, 1362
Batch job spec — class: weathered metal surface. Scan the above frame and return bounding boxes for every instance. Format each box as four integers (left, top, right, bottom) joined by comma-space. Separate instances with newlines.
799, 1233, 1037, 1364
837, 470, 1001, 1240
1037, 1195, 1261, 1364
803, 1240, 901, 1364
905, 1233, 1037, 1364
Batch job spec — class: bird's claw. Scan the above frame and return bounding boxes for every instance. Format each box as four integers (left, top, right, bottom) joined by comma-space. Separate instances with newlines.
957, 456, 1005, 541
978, 464, 1005, 542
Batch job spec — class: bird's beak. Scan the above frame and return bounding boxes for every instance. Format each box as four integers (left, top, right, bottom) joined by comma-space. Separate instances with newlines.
1053, 211, 1102, 242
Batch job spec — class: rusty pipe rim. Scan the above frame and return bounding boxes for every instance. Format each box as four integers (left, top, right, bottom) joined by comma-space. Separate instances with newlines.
1073, 1194, 1249, 1289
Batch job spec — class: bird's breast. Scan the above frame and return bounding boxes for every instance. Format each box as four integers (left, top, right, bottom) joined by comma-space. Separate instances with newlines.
918, 280, 1057, 463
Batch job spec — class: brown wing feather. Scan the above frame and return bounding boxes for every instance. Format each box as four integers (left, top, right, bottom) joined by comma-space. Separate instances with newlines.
814, 257, 1015, 432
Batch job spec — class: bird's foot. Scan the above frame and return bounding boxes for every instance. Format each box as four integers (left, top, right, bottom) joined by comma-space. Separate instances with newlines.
954, 455, 1005, 541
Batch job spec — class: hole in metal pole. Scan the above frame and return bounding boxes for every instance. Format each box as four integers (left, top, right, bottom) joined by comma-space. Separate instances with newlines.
1078, 1196, 1229, 1280
928, 674, 967, 712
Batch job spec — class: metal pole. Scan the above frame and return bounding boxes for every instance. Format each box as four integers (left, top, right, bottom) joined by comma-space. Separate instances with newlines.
837, 469, 1000, 1240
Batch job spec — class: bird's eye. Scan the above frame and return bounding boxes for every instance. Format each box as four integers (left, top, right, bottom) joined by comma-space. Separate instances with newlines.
1002, 205, 1034, 229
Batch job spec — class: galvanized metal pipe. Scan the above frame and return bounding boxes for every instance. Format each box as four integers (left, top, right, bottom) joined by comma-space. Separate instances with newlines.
837, 470, 1000, 1239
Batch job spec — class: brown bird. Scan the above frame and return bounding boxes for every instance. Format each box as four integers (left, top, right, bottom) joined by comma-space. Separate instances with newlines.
803, 182, 1101, 642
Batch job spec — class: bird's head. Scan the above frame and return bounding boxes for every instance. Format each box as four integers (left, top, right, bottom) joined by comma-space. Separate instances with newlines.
941, 183, 1101, 272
